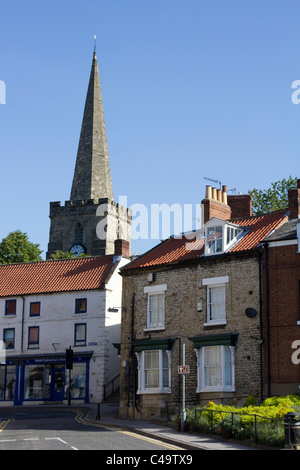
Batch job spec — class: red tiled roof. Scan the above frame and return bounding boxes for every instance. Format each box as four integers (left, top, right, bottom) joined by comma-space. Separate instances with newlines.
123, 210, 288, 271
0, 256, 116, 297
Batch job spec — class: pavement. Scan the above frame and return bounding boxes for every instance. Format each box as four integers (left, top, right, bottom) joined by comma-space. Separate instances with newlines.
78, 402, 263, 451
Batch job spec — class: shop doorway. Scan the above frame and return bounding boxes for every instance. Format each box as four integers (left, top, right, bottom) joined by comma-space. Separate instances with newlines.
51, 366, 65, 401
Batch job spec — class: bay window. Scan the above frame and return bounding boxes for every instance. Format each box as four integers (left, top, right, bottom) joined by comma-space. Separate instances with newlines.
136, 349, 171, 394
196, 345, 235, 392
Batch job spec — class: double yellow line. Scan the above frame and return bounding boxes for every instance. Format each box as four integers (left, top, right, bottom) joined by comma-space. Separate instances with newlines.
0, 419, 13, 433
73, 410, 184, 450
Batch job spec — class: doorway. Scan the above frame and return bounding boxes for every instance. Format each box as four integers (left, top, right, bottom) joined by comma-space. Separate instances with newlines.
51, 366, 65, 401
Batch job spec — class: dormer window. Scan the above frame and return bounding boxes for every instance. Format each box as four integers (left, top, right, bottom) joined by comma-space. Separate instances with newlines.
204, 218, 245, 256
207, 225, 223, 254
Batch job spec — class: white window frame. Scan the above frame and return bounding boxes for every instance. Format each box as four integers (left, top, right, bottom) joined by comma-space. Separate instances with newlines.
204, 218, 244, 256
202, 276, 228, 326
195, 345, 235, 393
144, 284, 167, 331
136, 349, 171, 394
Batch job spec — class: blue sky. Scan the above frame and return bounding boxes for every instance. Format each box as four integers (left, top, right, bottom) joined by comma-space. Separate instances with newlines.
0, 0, 299, 258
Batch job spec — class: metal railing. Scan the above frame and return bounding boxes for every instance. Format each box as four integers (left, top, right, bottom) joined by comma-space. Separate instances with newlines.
194, 408, 283, 443
103, 372, 120, 401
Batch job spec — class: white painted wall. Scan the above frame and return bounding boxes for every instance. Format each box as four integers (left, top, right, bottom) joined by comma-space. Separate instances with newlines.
0, 256, 130, 404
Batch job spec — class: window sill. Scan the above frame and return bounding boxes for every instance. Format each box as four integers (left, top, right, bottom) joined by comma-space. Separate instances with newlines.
197, 387, 235, 393
203, 320, 227, 327
137, 389, 171, 395
144, 327, 165, 332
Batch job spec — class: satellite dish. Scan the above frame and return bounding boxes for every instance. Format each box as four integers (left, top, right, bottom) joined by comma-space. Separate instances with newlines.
245, 308, 257, 318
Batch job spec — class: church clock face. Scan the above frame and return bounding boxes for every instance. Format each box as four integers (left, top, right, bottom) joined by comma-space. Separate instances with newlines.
70, 244, 85, 256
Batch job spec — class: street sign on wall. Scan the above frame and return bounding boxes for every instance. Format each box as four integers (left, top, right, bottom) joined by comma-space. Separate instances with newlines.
178, 365, 190, 374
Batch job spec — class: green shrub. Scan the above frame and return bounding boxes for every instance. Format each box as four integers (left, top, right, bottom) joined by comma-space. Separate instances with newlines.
184, 395, 300, 447
244, 396, 256, 407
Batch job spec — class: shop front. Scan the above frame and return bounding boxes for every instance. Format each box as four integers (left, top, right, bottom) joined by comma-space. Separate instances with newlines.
0, 353, 91, 405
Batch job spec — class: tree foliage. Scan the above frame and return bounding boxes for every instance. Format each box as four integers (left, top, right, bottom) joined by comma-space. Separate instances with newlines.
50, 250, 88, 260
248, 176, 297, 215
0, 230, 43, 264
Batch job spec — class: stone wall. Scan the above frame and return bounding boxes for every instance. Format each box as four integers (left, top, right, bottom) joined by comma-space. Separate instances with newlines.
46, 198, 131, 259
119, 252, 263, 419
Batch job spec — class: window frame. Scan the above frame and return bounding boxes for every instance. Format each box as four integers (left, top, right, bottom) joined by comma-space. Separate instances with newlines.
204, 218, 244, 256
28, 326, 39, 349
195, 345, 235, 393
136, 349, 171, 394
3, 328, 15, 350
74, 323, 87, 347
75, 298, 87, 314
144, 284, 167, 331
5, 299, 16, 316
203, 276, 228, 326
30, 302, 41, 317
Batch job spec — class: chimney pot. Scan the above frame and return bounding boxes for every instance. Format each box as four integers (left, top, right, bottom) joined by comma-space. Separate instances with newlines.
205, 185, 212, 199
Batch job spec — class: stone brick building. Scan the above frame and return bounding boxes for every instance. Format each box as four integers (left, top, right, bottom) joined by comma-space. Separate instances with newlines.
46, 51, 131, 259
118, 185, 288, 419
262, 180, 300, 396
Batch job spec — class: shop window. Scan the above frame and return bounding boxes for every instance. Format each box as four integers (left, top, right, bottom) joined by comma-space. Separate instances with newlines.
0, 365, 16, 401
66, 363, 87, 399
5, 299, 16, 316
30, 302, 40, 317
24, 365, 44, 399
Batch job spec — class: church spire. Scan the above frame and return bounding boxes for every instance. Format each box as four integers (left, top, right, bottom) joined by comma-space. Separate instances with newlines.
70, 50, 113, 201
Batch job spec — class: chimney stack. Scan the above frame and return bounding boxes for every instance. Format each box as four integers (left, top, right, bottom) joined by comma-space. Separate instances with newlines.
114, 239, 130, 258
201, 185, 231, 223
201, 184, 253, 224
288, 179, 300, 219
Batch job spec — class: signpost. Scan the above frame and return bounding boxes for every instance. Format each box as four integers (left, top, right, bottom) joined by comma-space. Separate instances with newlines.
179, 344, 190, 432
66, 347, 73, 406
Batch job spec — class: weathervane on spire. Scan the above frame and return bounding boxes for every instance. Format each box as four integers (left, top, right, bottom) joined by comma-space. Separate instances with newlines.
94, 35, 97, 52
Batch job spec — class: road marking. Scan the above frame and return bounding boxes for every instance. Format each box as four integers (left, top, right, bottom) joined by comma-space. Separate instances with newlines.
0, 419, 13, 433
73, 410, 184, 450
45, 437, 78, 450
0, 439, 16, 442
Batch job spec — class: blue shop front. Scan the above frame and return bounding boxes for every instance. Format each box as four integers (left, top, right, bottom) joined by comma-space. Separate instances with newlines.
0, 353, 92, 406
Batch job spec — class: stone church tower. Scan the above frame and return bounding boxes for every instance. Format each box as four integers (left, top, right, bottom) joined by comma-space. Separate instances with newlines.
46, 51, 131, 259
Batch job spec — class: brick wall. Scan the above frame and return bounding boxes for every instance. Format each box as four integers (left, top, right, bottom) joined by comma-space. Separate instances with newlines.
263, 242, 300, 395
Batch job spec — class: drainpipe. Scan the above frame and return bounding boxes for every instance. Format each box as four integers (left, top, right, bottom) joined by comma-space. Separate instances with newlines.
258, 250, 264, 402
264, 242, 271, 397
21, 296, 25, 353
